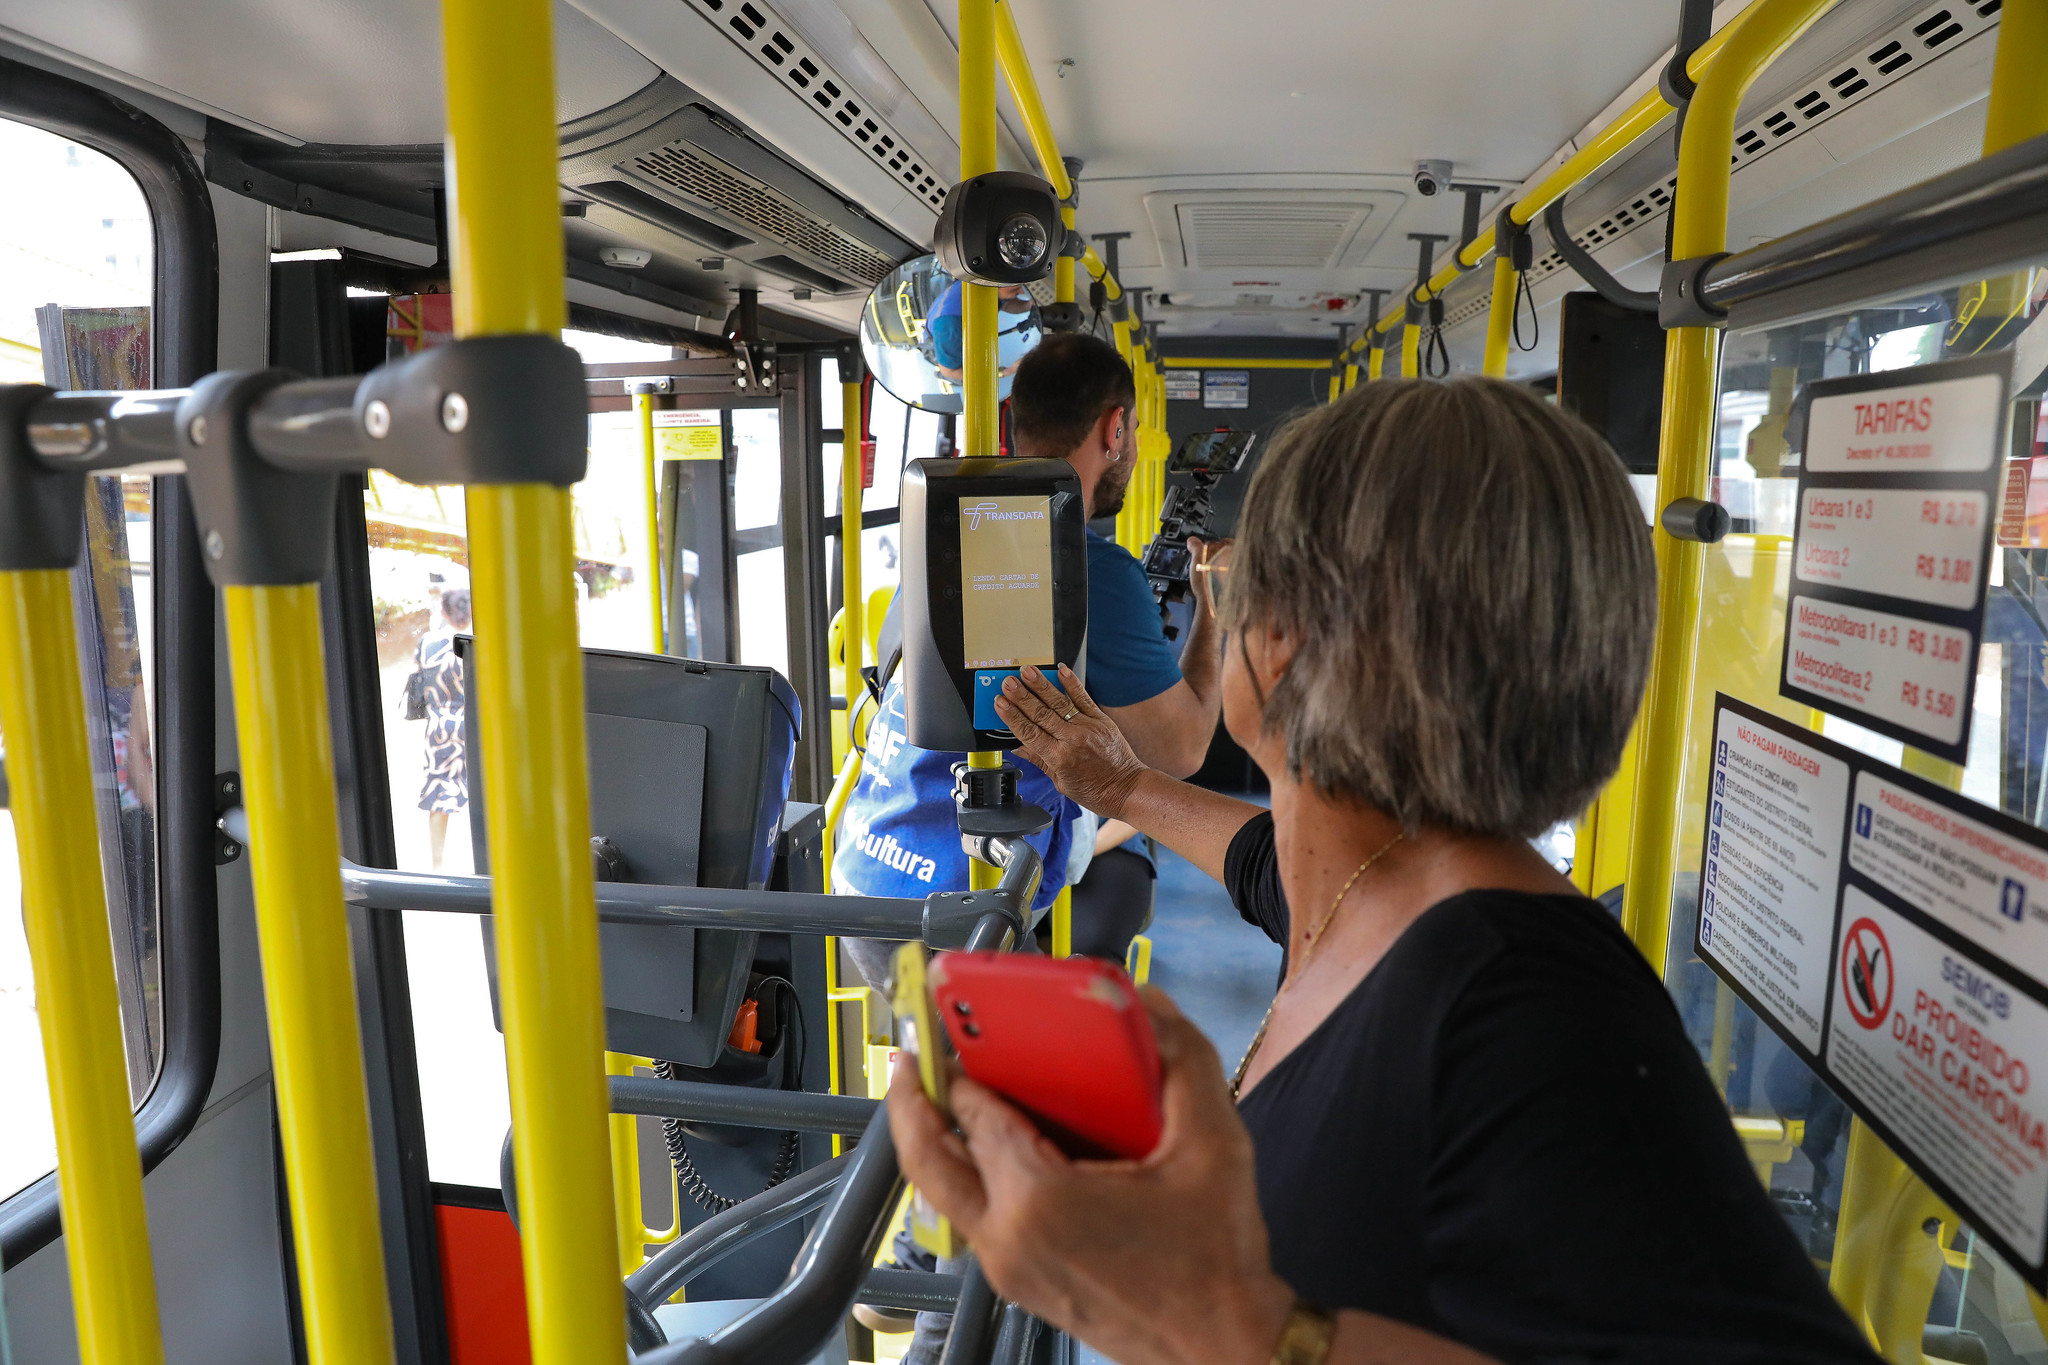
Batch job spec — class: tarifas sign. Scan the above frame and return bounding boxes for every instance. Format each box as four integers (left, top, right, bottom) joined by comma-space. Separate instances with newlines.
1700, 695, 2048, 1284
1780, 353, 2011, 763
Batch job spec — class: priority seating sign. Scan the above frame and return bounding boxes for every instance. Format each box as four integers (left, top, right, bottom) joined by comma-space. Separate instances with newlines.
1700, 695, 2048, 1284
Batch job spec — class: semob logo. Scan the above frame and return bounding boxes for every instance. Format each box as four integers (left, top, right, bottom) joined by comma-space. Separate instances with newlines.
962, 501, 1047, 531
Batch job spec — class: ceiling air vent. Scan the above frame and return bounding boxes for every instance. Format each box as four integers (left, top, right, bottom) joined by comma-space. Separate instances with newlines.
624, 138, 897, 287
680, 0, 951, 211
1145, 190, 1405, 272
1178, 203, 1366, 269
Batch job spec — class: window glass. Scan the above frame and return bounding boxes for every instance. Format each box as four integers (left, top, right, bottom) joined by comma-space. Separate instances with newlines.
382, 327, 764, 1184
0, 119, 157, 1202
731, 407, 787, 678
1665, 268, 2048, 1348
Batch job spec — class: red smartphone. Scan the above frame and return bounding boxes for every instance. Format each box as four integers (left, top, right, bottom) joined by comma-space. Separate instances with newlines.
927, 953, 1164, 1160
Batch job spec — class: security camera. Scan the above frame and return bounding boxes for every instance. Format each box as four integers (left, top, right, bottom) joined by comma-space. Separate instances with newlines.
1412, 160, 1454, 197
599, 246, 652, 269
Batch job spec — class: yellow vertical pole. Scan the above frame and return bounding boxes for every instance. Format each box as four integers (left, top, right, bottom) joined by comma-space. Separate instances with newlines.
1482, 255, 1518, 378
960, 0, 1004, 893
0, 572, 165, 1365
841, 377, 866, 746
1367, 344, 1385, 382
638, 390, 663, 653
1055, 209, 1077, 305
1620, 0, 1838, 976
824, 372, 865, 1122
1050, 886, 1072, 958
441, 0, 624, 1361
224, 584, 396, 1365
1400, 319, 1421, 379
1984, 0, 2048, 155
1342, 363, 1358, 393
606, 1052, 644, 1275
959, 0, 999, 462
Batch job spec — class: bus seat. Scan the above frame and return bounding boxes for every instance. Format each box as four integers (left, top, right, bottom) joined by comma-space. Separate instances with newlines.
467, 642, 801, 1069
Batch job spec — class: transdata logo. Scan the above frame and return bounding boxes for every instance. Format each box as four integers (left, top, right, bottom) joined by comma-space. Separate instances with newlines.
962, 501, 1047, 531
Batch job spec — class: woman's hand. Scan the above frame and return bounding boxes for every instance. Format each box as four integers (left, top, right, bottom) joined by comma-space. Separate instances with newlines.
994, 664, 1149, 819
887, 989, 1295, 1365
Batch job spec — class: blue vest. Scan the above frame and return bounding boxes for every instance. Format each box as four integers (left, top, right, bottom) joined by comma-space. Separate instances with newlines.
831, 679, 1075, 913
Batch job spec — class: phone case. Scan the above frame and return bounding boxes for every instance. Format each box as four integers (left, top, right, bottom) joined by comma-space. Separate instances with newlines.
928, 953, 1163, 1160
891, 942, 960, 1258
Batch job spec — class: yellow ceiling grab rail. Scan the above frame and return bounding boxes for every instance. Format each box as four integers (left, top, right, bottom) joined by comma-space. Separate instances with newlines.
1339, 0, 1768, 366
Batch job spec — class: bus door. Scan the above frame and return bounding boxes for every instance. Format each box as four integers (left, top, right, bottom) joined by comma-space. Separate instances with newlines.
583, 356, 834, 801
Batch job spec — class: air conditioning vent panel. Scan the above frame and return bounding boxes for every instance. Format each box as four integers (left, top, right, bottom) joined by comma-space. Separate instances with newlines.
1144, 189, 1407, 273
582, 179, 754, 252
562, 94, 908, 292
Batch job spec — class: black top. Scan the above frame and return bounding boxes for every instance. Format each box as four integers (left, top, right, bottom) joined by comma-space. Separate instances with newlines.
1221, 813, 1873, 1364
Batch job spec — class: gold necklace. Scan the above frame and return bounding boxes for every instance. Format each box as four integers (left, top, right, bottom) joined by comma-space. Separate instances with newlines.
1230, 829, 1405, 1099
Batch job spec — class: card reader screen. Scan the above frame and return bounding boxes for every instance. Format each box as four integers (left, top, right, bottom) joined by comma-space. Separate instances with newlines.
958, 494, 1056, 669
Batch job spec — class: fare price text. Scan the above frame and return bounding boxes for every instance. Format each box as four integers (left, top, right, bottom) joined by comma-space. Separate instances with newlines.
1787, 599, 1972, 746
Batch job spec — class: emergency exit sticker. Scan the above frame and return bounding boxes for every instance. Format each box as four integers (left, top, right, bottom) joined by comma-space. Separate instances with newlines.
1781, 352, 2011, 763
1825, 887, 2048, 1268
655, 408, 723, 460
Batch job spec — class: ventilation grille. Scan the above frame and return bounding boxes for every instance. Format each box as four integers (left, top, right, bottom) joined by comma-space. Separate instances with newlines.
1442, 0, 2001, 333
681, 0, 950, 211
1177, 203, 1372, 269
626, 140, 897, 287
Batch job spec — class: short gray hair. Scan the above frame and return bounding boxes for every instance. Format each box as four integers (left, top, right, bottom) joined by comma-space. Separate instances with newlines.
1222, 377, 1655, 838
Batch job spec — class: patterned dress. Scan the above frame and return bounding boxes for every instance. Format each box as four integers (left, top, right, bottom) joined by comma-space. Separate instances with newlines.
416, 633, 467, 813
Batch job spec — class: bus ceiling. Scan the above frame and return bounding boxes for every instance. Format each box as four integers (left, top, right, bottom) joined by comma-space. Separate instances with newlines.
0, 0, 2013, 366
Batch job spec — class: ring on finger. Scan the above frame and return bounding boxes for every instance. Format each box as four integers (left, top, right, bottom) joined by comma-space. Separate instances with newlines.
1060, 706, 1079, 721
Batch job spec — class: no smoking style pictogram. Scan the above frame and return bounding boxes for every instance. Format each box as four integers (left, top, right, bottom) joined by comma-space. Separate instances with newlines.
1841, 917, 1892, 1030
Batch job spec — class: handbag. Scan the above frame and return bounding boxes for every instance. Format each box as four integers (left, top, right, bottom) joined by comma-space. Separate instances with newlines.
402, 641, 428, 721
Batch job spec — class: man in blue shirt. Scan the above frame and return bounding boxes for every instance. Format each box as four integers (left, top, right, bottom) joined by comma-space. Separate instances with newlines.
833, 333, 1224, 989
927, 278, 1034, 382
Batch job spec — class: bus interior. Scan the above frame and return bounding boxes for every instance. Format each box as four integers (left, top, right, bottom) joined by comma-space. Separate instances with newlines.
1, 0, 2047, 1362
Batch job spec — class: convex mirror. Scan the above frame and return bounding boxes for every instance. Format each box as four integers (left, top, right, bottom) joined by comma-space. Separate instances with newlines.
860, 254, 1044, 413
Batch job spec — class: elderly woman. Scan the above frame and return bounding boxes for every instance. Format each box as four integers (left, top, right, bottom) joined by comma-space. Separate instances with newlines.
890, 379, 1875, 1365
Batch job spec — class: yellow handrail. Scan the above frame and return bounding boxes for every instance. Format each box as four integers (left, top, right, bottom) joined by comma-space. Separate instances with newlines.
1339, 0, 1766, 363
441, 3, 625, 1365
959, 0, 999, 463
1156, 357, 1332, 370
225, 584, 397, 1365
842, 376, 866, 750
992, 0, 1072, 201
1619, 0, 1840, 977
639, 389, 664, 653
0, 570, 165, 1365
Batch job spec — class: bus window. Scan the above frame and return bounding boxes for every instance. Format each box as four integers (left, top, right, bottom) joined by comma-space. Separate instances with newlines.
377, 329, 697, 1185
1662, 272, 2048, 1349
731, 406, 787, 677
0, 118, 157, 1203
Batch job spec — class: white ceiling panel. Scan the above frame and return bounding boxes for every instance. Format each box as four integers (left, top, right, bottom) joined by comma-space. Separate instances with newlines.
992, 1, 1683, 185
0, 0, 658, 144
